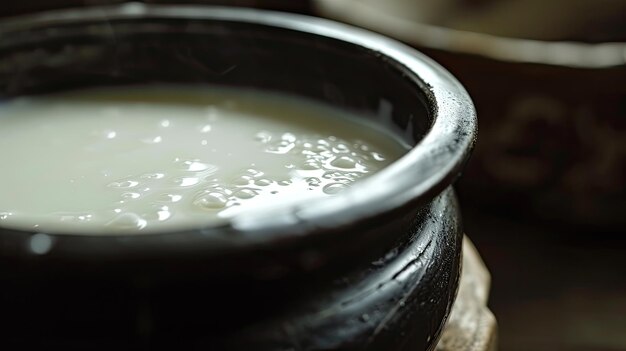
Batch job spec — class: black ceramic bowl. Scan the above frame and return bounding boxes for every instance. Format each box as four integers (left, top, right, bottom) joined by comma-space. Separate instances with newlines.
0, 4, 476, 350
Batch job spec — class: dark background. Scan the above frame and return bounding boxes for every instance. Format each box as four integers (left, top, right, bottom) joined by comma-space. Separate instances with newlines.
1, 1, 625, 350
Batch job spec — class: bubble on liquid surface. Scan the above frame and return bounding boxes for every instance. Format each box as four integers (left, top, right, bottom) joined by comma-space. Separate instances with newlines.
121, 192, 141, 199
157, 208, 171, 221
141, 172, 165, 180
233, 188, 257, 199
180, 160, 214, 172
330, 156, 357, 169
174, 177, 201, 187
254, 178, 272, 186
301, 162, 320, 170
232, 176, 252, 186
332, 143, 350, 153
193, 192, 228, 210
255, 131, 272, 143
142, 136, 162, 144
108, 179, 139, 189
281, 133, 296, 143
322, 171, 345, 180
306, 177, 321, 187
247, 168, 263, 177
106, 213, 147, 230
56, 213, 83, 222
142, 205, 172, 222
371, 152, 386, 161
156, 193, 182, 203
323, 182, 349, 195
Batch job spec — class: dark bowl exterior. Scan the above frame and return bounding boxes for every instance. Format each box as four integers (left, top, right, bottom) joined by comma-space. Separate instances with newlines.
0, 5, 476, 350
4, 189, 463, 351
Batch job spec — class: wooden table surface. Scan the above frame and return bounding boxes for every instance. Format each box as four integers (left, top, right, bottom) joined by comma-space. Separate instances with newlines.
436, 237, 497, 351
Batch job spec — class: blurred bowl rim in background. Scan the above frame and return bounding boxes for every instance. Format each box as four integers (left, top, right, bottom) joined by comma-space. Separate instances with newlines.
315, 0, 626, 68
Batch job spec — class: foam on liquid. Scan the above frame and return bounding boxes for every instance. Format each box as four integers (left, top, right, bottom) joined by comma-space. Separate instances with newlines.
0, 86, 407, 234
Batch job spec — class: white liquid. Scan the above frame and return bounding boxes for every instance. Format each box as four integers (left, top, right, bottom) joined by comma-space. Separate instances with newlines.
0, 86, 407, 234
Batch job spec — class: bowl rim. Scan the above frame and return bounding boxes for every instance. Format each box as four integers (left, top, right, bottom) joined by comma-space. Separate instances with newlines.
0, 3, 476, 261
315, 0, 626, 68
